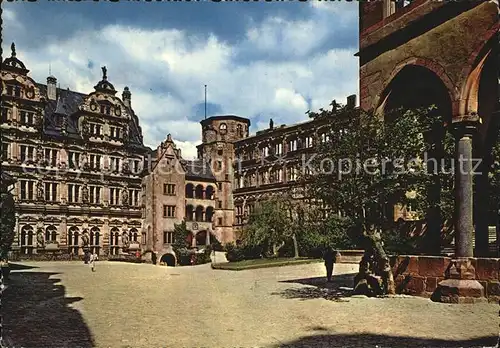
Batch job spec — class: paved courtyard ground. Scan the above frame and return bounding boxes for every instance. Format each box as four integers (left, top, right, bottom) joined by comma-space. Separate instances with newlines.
4, 261, 498, 348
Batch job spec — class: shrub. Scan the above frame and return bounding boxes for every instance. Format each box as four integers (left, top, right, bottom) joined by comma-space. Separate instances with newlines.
194, 245, 213, 265
241, 244, 263, 259
210, 237, 224, 252
176, 247, 194, 266
225, 242, 245, 262
0, 192, 16, 261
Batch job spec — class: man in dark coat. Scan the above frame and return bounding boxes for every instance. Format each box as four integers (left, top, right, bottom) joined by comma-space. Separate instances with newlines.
323, 246, 337, 282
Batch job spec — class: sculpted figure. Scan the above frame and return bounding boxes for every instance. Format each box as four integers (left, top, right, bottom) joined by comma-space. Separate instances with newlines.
121, 188, 129, 206
82, 185, 89, 203
36, 228, 45, 248
121, 232, 130, 249
36, 181, 44, 201
81, 229, 90, 247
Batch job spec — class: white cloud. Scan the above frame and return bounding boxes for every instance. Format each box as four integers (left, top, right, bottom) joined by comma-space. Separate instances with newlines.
3, 5, 358, 160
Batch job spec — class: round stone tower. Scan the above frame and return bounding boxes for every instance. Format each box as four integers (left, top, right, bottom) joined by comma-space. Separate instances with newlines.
197, 115, 250, 243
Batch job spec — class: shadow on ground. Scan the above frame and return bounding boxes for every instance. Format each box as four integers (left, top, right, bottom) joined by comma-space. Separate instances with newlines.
272, 273, 356, 301
3, 264, 95, 348
267, 333, 499, 348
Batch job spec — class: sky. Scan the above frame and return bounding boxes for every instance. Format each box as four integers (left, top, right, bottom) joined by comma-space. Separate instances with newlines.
2, 1, 359, 159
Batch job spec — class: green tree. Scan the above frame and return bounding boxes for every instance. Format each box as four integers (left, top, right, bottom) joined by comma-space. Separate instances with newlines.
242, 196, 296, 257
305, 102, 455, 294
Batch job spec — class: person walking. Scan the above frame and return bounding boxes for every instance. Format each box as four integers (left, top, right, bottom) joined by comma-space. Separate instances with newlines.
323, 246, 336, 282
89, 252, 98, 272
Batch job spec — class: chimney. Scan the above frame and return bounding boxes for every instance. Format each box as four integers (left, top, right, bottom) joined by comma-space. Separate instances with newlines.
47, 75, 57, 100
346, 94, 357, 109
122, 86, 131, 108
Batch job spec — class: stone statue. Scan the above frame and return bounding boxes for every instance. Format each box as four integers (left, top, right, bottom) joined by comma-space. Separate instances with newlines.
36, 228, 45, 248
34, 113, 43, 129
121, 232, 130, 249
330, 99, 339, 112
81, 229, 90, 247
102, 66, 107, 80
36, 144, 44, 162
81, 118, 90, 137
36, 181, 44, 201
121, 188, 129, 206
269, 119, 274, 129
11, 42, 16, 57
82, 185, 89, 203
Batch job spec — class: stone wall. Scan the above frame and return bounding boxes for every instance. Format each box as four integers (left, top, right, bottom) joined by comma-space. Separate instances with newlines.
391, 255, 499, 302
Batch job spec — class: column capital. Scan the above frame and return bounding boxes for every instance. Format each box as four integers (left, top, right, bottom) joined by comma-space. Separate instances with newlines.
451, 115, 482, 138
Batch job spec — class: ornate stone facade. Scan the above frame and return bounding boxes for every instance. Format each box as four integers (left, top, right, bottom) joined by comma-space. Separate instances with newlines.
1, 44, 148, 258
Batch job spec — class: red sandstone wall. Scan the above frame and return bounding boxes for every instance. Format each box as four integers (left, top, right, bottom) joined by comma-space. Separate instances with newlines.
391, 255, 499, 302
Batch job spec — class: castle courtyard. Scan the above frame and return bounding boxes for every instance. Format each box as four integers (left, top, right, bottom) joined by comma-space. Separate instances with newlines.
4, 261, 498, 348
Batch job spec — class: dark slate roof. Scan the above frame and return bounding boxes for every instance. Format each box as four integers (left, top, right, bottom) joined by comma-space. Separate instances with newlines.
1, 171, 16, 186
181, 159, 216, 181
37, 83, 85, 139
200, 115, 250, 126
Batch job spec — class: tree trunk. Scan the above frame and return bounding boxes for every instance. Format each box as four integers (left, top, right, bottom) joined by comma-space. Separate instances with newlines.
272, 241, 285, 256
292, 234, 299, 258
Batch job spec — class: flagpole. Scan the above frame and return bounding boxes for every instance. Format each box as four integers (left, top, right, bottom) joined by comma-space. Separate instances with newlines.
204, 85, 207, 120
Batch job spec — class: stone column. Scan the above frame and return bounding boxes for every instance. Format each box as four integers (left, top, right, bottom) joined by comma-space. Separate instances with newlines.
206, 230, 211, 245
454, 121, 476, 258
434, 118, 485, 303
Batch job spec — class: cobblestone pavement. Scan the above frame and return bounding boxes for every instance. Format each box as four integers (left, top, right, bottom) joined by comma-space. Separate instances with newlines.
4, 261, 498, 348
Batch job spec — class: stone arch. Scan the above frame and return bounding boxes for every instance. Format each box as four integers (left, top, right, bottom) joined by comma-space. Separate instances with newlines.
195, 230, 208, 246
375, 57, 456, 113
185, 183, 194, 198
195, 205, 204, 222
194, 184, 204, 199
159, 252, 176, 266
456, 24, 499, 116
205, 185, 215, 200
185, 204, 194, 221
377, 63, 453, 124
205, 206, 214, 222
457, 34, 497, 119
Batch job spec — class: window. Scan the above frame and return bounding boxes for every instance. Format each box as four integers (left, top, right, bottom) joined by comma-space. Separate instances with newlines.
219, 123, 227, 132
141, 232, 146, 245
217, 183, 222, 190
128, 189, 139, 206
163, 184, 175, 195
15, 86, 21, 97
44, 182, 58, 202
262, 146, 269, 157
163, 231, 174, 244
110, 126, 122, 139
90, 154, 101, 170
320, 133, 330, 143
133, 160, 141, 174
217, 149, 223, 156
20, 180, 35, 200
288, 139, 298, 152
68, 151, 81, 169
89, 123, 102, 136
109, 188, 120, 205
218, 217, 223, 226
89, 186, 101, 204
237, 124, 243, 137
67, 184, 81, 203
100, 104, 111, 115
1, 108, 9, 122
45, 226, 57, 242
1, 142, 9, 161
44, 148, 58, 167
20, 111, 34, 125
218, 200, 222, 209
305, 136, 313, 148
20, 145, 35, 162
163, 205, 176, 218
110, 157, 120, 172
274, 143, 283, 155
6, 85, 13, 96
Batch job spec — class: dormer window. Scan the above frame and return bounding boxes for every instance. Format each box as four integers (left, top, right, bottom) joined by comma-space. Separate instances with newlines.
99, 104, 111, 115
20, 111, 34, 125
14, 86, 21, 97
89, 123, 102, 136
110, 126, 122, 139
